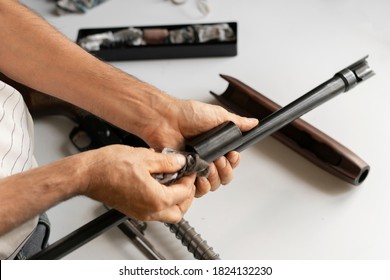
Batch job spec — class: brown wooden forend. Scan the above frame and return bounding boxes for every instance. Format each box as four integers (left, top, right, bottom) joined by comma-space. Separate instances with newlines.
211, 74, 369, 186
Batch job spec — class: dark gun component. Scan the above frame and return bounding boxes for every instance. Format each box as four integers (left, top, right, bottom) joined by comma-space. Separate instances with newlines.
117, 219, 166, 260
185, 121, 242, 163
103, 206, 167, 260
186, 56, 373, 185
28, 207, 219, 260
29, 209, 128, 260
166, 219, 220, 260
210, 75, 370, 186
69, 115, 148, 152
30, 208, 166, 260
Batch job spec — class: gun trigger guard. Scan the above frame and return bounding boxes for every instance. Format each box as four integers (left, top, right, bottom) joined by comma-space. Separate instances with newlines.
69, 126, 93, 152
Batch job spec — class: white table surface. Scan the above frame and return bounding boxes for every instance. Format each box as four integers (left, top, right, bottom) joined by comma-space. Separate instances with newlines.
19, 0, 390, 260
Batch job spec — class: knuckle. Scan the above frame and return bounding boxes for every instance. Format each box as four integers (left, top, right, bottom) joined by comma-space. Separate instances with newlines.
136, 213, 150, 222
163, 155, 176, 169
207, 164, 220, 184
215, 157, 228, 169
221, 175, 232, 185
169, 213, 183, 224
150, 199, 166, 213
195, 177, 211, 196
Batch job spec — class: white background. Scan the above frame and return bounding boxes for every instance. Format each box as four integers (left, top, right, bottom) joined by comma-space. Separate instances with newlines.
19, 0, 390, 260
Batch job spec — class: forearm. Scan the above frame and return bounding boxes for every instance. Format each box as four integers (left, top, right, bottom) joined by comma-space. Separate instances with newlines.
0, 1, 171, 137
0, 153, 88, 235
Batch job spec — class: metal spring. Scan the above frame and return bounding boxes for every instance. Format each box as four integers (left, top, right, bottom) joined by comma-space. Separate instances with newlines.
165, 219, 220, 260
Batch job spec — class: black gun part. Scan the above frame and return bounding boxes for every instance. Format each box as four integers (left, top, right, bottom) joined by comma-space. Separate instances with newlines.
186, 56, 373, 187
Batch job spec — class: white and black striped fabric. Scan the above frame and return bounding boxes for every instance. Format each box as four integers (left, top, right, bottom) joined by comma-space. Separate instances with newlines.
0, 80, 39, 259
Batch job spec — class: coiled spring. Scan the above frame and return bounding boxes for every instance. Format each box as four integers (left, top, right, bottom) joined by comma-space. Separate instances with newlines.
165, 219, 220, 260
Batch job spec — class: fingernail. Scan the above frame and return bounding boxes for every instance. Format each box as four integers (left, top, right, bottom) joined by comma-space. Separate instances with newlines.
246, 118, 259, 124
176, 154, 186, 166
209, 162, 215, 173
230, 154, 239, 164
200, 176, 208, 184
219, 156, 227, 168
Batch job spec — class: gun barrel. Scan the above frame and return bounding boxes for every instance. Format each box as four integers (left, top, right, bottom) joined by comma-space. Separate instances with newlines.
187, 56, 374, 167
237, 56, 373, 152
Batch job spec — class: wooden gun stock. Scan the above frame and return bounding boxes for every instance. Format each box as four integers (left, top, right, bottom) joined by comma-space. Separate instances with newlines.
211, 74, 370, 185
0, 72, 147, 151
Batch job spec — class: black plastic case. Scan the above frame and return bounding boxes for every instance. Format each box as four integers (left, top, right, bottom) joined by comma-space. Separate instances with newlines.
76, 22, 237, 61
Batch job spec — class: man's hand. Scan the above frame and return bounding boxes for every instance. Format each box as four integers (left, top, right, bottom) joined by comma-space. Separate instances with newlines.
0, 145, 196, 235
138, 98, 259, 197
81, 145, 196, 223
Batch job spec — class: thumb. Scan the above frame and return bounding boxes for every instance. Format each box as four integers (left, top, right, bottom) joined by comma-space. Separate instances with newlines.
147, 151, 187, 174
227, 112, 259, 132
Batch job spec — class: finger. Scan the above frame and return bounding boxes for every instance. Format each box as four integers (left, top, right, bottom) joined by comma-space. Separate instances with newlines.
156, 190, 195, 223
149, 201, 191, 224
214, 156, 233, 186
162, 174, 196, 206
175, 185, 196, 216
226, 151, 240, 169
194, 176, 211, 197
151, 179, 196, 223
226, 112, 259, 132
146, 151, 187, 174
207, 162, 221, 191
177, 187, 196, 215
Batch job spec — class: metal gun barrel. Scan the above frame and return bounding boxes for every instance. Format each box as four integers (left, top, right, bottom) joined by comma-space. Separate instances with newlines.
187, 56, 374, 163
236, 56, 373, 152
